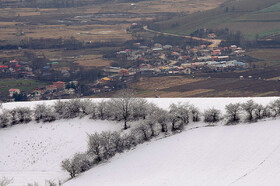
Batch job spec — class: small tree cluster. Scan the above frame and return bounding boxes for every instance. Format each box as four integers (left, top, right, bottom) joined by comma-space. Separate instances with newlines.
87, 131, 125, 161
169, 103, 191, 131
61, 153, 91, 178
203, 108, 222, 123
54, 99, 88, 119
34, 104, 56, 123
0, 177, 13, 186
225, 100, 275, 124
225, 103, 241, 124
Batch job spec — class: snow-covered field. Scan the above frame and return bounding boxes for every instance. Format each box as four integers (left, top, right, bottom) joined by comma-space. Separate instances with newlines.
1, 97, 280, 186
64, 119, 280, 186
0, 118, 121, 186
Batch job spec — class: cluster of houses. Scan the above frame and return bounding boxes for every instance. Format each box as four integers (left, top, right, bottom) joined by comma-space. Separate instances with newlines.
0, 59, 34, 78
3, 33, 249, 99
115, 42, 246, 74
0, 57, 74, 81
8, 80, 79, 101
90, 42, 247, 94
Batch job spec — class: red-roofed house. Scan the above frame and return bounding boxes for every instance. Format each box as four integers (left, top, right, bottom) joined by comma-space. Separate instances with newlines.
10, 59, 18, 63
208, 33, 216, 39
119, 69, 129, 76
9, 88, 20, 97
52, 81, 65, 89
46, 85, 57, 91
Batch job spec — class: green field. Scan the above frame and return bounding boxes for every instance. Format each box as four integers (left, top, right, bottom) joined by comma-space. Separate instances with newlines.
151, 0, 280, 40
258, 2, 280, 13
246, 49, 280, 67
0, 79, 48, 97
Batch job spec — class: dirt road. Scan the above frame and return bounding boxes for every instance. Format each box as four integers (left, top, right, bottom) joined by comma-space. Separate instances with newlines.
143, 26, 222, 48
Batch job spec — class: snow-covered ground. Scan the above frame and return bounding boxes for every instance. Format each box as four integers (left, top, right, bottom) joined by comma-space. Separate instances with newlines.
2, 97, 279, 115
1, 97, 280, 186
64, 119, 280, 186
0, 118, 121, 186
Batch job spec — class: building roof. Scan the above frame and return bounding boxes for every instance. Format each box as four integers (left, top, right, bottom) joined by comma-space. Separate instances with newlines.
102, 77, 111, 81
54, 81, 65, 84
9, 88, 20, 92
10, 59, 18, 63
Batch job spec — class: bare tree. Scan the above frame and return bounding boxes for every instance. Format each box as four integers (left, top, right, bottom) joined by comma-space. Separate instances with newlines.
34, 104, 56, 123
122, 132, 138, 150
61, 158, 79, 178
96, 100, 109, 120
155, 109, 170, 132
144, 116, 158, 137
133, 123, 152, 141
131, 98, 148, 120
111, 89, 137, 130
87, 132, 103, 161
225, 103, 241, 123
241, 100, 257, 121
53, 100, 65, 119
85, 101, 98, 119
169, 103, 190, 131
0, 177, 13, 186
203, 108, 222, 123
0, 111, 10, 128
189, 105, 200, 122
269, 99, 280, 117
255, 104, 264, 120
263, 105, 272, 118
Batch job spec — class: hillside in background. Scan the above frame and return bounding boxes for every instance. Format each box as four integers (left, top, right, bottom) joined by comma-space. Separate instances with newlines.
151, 0, 280, 40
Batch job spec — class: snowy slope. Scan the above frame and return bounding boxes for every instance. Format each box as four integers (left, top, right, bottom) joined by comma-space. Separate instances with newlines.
0, 118, 121, 186
1, 97, 280, 186
64, 119, 280, 186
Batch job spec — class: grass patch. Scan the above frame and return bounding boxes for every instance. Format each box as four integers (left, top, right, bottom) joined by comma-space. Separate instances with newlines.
0, 79, 48, 96
246, 49, 280, 66
152, 0, 280, 40
258, 2, 280, 13
255, 91, 279, 96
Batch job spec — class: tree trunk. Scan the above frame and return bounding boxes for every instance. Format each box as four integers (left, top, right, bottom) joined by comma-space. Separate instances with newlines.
124, 119, 128, 130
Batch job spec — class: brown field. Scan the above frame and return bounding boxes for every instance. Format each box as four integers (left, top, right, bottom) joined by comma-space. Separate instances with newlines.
0, 50, 22, 58
127, 76, 280, 97
218, 22, 280, 39
74, 54, 111, 67
109, 0, 225, 14
136, 89, 214, 97
161, 78, 280, 97
0, 0, 225, 43
129, 76, 203, 90
246, 49, 280, 66
0, 0, 225, 69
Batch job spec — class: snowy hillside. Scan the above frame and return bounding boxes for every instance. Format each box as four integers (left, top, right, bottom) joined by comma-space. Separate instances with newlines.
1, 97, 280, 186
64, 119, 280, 186
0, 118, 121, 186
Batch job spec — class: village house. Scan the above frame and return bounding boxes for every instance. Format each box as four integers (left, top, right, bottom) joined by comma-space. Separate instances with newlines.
52, 81, 66, 89
9, 88, 20, 97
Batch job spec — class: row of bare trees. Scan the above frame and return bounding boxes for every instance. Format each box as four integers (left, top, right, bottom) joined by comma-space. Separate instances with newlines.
1, 92, 280, 130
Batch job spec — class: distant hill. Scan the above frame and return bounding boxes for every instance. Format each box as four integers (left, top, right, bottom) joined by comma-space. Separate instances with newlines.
150, 0, 280, 40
